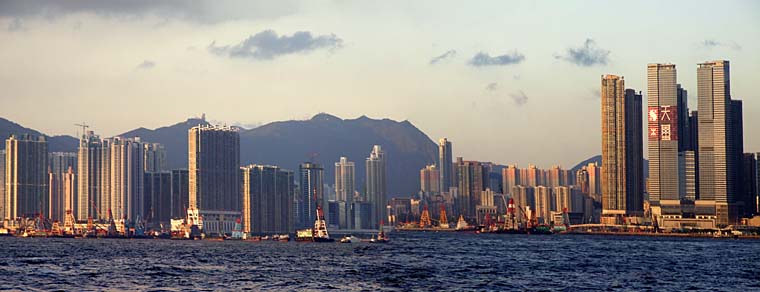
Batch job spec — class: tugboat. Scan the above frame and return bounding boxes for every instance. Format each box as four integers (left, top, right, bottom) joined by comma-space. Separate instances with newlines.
312, 205, 334, 242
227, 218, 247, 240
455, 215, 476, 231
373, 220, 390, 243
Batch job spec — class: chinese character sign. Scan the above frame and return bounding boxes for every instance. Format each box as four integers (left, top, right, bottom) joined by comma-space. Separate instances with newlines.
647, 106, 678, 141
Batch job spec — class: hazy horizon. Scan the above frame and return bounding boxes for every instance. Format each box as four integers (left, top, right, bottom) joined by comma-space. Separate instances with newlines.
1, 0, 758, 168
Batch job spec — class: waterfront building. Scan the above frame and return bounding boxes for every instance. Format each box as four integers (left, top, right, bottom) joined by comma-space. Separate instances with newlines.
455, 158, 487, 219
188, 125, 241, 235
298, 162, 324, 228
366, 145, 387, 228
554, 186, 572, 213
144, 171, 171, 226
648, 63, 680, 216
109, 137, 145, 222
241, 164, 293, 234
5, 135, 48, 219
0, 150, 4, 220
475, 188, 497, 225
77, 131, 105, 221
170, 169, 189, 219
600, 75, 644, 223
696, 60, 742, 225
534, 186, 553, 224
438, 138, 453, 195
48, 152, 77, 222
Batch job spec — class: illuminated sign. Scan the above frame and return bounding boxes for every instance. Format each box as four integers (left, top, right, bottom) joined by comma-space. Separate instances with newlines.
648, 106, 678, 141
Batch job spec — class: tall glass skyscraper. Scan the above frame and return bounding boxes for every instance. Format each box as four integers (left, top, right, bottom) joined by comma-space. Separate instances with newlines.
366, 145, 387, 228
298, 162, 324, 228
5, 135, 48, 219
696, 60, 741, 225
438, 138, 453, 194
647, 63, 680, 216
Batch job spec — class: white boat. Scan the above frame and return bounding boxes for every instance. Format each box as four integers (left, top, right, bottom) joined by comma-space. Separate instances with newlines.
340, 235, 361, 243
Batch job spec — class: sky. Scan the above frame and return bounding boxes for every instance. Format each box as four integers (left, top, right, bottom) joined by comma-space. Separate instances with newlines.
0, 0, 758, 168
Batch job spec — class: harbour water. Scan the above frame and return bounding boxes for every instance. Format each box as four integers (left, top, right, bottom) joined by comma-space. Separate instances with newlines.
2, 232, 759, 291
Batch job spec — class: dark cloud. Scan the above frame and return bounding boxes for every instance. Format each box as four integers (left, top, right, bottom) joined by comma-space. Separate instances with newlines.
208, 30, 343, 60
429, 50, 456, 65
485, 82, 498, 91
701, 39, 742, 51
0, 0, 297, 24
468, 51, 525, 67
509, 90, 528, 106
555, 39, 610, 67
137, 60, 155, 69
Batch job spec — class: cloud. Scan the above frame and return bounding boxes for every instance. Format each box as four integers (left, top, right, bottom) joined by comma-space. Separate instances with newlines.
137, 60, 155, 69
429, 50, 457, 65
6, 18, 23, 31
485, 82, 498, 91
0, 0, 298, 24
208, 30, 343, 60
555, 39, 610, 67
701, 39, 742, 51
509, 90, 528, 106
468, 51, 525, 67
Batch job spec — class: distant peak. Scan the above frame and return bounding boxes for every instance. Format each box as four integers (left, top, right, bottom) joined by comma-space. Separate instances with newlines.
311, 113, 341, 121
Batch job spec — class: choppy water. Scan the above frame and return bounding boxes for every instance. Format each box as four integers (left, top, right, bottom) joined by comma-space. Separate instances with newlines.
1, 233, 760, 291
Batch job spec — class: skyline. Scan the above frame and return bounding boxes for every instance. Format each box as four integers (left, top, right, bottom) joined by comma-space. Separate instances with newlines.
1, 0, 759, 168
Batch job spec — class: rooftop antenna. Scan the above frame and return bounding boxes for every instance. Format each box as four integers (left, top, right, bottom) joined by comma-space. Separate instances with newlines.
74, 122, 89, 138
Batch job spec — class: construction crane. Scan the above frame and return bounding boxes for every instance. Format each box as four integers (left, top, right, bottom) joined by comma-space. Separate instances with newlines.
75, 122, 89, 138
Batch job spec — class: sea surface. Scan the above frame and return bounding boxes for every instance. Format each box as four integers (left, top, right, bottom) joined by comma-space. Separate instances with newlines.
1, 232, 759, 291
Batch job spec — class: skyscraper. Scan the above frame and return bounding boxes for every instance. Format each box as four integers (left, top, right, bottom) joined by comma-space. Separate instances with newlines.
741, 154, 757, 217
0, 150, 5, 220
600, 75, 644, 223
534, 185, 553, 223
143, 143, 167, 173
438, 138, 453, 194
648, 63, 680, 216
109, 137, 145, 222
366, 145, 387, 228
334, 157, 355, 229
188, 125, 240, 212
455, 157, 487, 219
502, 165, 519, 195
525, 164, 541, 187
334, 157, 355, 202
575, 166, 589, 194
144, 171, 171, 226
241, 164, 293, 234
77, 131, 104, 221
587, 163, 601, 198
419, 164, 440, 199
48, 152, 77, 222
5, 135, 48, 219
677, 84, 689, 152
170, 169, 189, 219
298, 162, 324, 228
697, 60, 740, 225
188, 125, 240, 235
